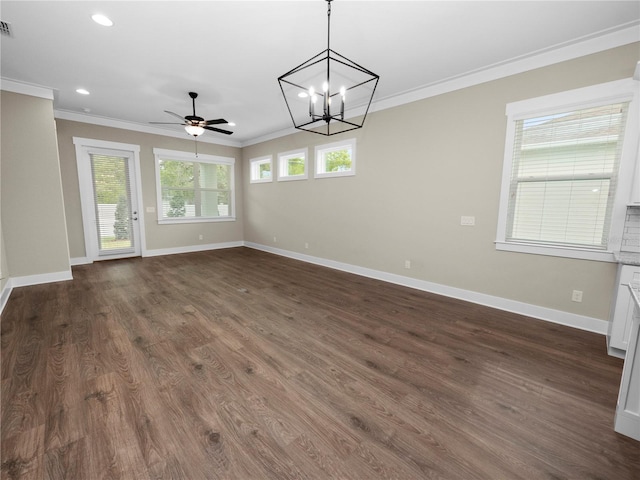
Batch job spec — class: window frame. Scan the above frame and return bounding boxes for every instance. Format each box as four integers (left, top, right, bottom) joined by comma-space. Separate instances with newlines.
153, 148, 236, 224
314, 138, 356, 179
495, 78, 639, 262
277, 148, 308, 182
249, 155, 273, 184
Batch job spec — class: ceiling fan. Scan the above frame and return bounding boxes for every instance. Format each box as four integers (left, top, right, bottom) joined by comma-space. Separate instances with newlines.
150, 92, 233, 136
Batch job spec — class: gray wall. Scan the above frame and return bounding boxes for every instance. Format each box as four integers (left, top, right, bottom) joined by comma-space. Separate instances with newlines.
242, 43, 640, 322
0, 91, 71, 279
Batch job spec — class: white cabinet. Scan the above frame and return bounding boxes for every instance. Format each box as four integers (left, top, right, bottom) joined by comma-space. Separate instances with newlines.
614, 285, 640, 440
609, 264, 640, 355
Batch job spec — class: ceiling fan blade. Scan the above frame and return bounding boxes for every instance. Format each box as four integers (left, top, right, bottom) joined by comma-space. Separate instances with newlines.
164, 110, 186, 121
203, 125, 233, 135
149, 121, 186, 125
204, 118, 228, 125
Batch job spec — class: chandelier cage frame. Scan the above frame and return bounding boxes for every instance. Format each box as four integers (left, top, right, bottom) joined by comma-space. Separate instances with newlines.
277, 0, 379, 136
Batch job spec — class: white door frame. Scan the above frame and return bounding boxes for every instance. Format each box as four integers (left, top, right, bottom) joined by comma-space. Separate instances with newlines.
73, 137, 147, 262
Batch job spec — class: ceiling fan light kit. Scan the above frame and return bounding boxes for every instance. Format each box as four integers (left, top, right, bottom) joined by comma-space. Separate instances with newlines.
150, 91, 233, 139
278, 0, 379, 136
184, 125, 205, 137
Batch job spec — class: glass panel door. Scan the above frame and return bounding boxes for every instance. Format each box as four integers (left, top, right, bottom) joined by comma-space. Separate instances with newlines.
86, 149, 140, 259
90, 153, 136, 255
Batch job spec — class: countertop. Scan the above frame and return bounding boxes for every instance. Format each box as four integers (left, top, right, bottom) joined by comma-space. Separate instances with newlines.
616, 251, 640, 266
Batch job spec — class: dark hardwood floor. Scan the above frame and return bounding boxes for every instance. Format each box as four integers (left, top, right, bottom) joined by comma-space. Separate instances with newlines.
1, 247, 638, 479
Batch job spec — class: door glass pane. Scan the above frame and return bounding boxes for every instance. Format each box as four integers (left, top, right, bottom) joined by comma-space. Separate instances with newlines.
90, 154, 134, 253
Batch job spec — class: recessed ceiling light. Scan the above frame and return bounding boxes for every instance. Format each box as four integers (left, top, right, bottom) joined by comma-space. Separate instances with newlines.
76, 88, 90, 95
91, 14, 113, 27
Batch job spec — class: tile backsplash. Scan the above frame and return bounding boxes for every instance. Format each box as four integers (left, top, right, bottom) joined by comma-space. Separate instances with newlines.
621, 206, 640, 252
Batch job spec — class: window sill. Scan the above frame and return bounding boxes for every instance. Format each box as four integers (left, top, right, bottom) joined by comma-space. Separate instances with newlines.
315, 170, 355, 179
495, 241, 616, 262
277, 176, 307, 182
158, 217, 236, 225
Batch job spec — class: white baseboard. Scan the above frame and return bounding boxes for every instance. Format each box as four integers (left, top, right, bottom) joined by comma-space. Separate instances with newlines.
0, 278, 13, 316
10, 270, 73, 288
0, 270, 73, 316
244, 242, 608, 335
144, 241, 244, 258
615, 409, 640, 441
70, 256, 91, 266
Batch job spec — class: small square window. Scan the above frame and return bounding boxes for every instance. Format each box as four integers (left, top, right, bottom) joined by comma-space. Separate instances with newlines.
315, 138, 356, 178
278, 149, 308, 181
250, 155, 273, 184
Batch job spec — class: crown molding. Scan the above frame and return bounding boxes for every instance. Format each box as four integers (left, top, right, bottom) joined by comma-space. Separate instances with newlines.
0, 78, 54, 100
4, 22, 638, 148
54, 110, 242, 148
369, 23, 640, 116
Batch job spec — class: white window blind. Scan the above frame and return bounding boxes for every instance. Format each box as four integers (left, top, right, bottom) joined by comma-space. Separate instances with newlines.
90, 153, 134, 252
506, 102, 629, 250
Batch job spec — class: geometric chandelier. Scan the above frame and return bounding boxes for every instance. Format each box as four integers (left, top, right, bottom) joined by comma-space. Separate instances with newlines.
278, 0, 379, 136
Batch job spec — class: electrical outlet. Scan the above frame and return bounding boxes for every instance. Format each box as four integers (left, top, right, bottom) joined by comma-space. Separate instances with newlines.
199, 234, 203, 240
460, 216, 475, 226
146, 206, 155, 213
404, 260, 411, 269
305, 242, 309, 249
273, 236, 277, 243
571, 290, 583, 302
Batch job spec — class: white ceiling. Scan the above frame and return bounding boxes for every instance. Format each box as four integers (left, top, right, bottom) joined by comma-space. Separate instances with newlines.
2, 1, 639, 146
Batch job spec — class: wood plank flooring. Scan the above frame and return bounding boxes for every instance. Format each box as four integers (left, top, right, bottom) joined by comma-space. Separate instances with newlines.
1, 247, 638, 479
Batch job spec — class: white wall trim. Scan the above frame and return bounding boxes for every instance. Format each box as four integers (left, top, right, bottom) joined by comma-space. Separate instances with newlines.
9, 270, 73, 289
144, 241, 244, 258
1, 78, 54, 100
56, 110, 242, 148
70, 257, 91, 266
73, 137, 147, 262
244, 242, 609, 335
23, 24, 633, 148
368, 24, 640, 118
1, 270, 73, 315
0, 279, 14, 316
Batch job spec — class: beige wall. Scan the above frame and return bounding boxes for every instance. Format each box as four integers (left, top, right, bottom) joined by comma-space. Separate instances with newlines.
55, 120, 244, 259
242, 43, 640, 321
0, 91, 71, 278
2, 43, 637, 323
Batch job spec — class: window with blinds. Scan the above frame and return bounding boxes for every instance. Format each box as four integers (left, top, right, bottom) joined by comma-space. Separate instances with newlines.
90, 153, 134, 252
153, 148, 235, 223
496, 79, 638, 261
507, 102, 629, 249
